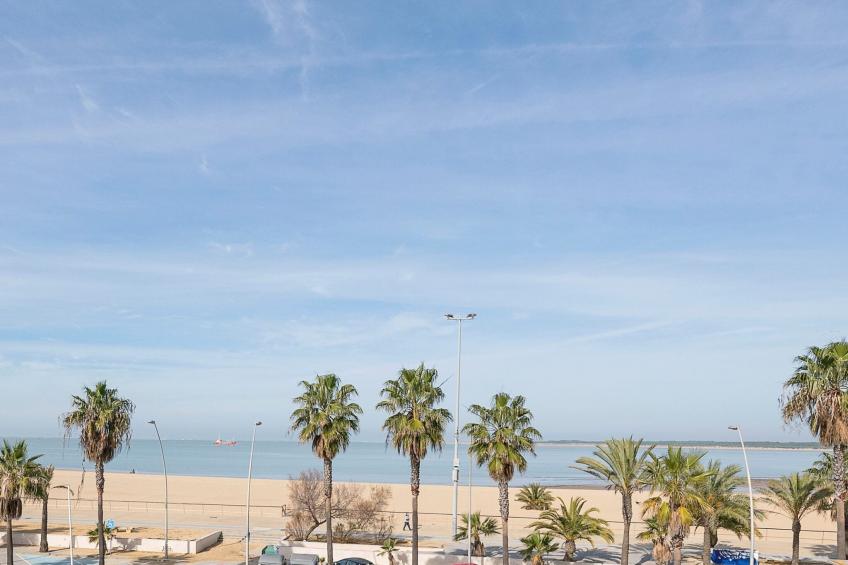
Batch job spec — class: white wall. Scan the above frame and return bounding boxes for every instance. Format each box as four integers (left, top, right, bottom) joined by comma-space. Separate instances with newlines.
279, 540, 525, 565
0, 530, 222, 555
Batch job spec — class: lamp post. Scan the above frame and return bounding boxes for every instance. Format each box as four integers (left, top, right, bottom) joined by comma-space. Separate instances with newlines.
246, 421, 262, 565
729, 425, 755, 565
467, 447, 473, 565
148, 420, 169, 559
445, 312, 476, 537
52, 485, 74, 565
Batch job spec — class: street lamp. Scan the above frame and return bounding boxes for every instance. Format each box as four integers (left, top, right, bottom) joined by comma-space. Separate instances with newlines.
148, 420, 169, 559
445, 312, 476, 537
729, 425, 755, 565
52, 485, 74, 565
246, 421, 262, 565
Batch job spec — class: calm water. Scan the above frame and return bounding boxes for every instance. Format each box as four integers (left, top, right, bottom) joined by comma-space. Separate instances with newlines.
9, 438, 825, 487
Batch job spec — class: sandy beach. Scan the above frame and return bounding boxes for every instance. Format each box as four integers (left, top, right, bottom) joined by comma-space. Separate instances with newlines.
13, 469, 837, 562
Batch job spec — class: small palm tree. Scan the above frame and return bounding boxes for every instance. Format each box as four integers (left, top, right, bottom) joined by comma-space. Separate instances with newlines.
761, 473, 832, 565
377, 363, 451, 565
464, 393, 541, 565
637, 516, 671, 565
691, 460, 760, 565
807, 451, 848, 535
63, 381, 134, 565
517, 483, 554, 511
573, 437, 653, 565
782, 341, 848, 559
642, 447, 711, 565
454, 511, 501, 556
35, 464, 55, 552
378, 537, 399, 565
0, 440, 43, 565
291, 373, 362, 565
87, 523, 118, 553
530, 497, 614, 561
520, 532, 559, 565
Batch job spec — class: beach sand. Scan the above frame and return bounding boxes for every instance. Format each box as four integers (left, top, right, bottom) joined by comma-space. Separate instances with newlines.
16, 469, 837, 561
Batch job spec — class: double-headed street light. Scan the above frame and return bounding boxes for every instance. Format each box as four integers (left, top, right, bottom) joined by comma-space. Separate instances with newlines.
246, 421, 263, 565
445, 312, 476, 537
52, 485, 74, 565
729, 425, 755, 565
148, 420, 169, 559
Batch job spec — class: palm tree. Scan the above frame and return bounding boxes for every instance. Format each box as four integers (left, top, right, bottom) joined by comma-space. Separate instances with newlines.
691, 460, 759, 565
762, 473, 832, 565
377, 363, 451, 565
517, 483, 554, 511
464, 393, 541, 565
378, 537, 399, 565
807, 451, 848, 538
0, 440, 43, 565
782, 340, 848, 559
520, 532, 559, 565
636, 515, 671, 565
35, 464, 55, 552
454, 511, 501, 556
530, 497, 614, 561
642, 447, 711, 565
62, 381, 134, 565
573, 437, 653, 565
291, 373, 362, 565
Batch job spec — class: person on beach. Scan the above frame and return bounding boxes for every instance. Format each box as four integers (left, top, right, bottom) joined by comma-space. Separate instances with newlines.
402, 512, 411, 531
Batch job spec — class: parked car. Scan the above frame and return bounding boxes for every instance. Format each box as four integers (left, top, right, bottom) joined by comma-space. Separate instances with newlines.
335, 558, 374, 565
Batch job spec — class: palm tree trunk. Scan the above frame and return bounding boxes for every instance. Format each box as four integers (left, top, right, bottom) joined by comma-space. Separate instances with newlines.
6, 518, 14, 565
621, 493, 632, 565
410, 456, 421, 565
323, 457, 334, 565
702, 527, 711, 565
791, 520, 800, 565
40, 495, 49, 552
96, 461, 106, 565
497, 480, 509, 565
834, 445, 848, 559
564, 539, 577, 562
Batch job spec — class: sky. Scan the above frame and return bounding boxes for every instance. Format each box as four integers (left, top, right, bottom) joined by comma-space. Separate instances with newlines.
1, 1, 847, 443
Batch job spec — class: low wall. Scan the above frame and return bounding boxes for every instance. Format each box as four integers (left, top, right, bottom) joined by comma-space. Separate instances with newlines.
0, 530, 222, 555
279, 540, 523, 565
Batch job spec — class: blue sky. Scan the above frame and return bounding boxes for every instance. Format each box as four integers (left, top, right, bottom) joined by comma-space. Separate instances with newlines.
1, 1, 847, 442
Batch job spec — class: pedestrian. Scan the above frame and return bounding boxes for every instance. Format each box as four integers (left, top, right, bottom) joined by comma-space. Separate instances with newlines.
402, 512, 411, 531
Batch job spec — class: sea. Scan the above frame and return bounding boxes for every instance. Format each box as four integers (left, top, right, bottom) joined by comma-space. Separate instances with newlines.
7, 438, 826, 487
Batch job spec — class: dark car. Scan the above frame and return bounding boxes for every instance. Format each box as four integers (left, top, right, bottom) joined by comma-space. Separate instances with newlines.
335, 558, 374, 565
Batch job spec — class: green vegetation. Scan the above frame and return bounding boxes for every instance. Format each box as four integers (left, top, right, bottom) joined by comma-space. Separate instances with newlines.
0, 440, 43, 565
291, 373, 362, 565
573, 437, 653, 565
761, 473, 832, 565
520, 532, 559, 565
62, 381, 134, 565
517, 483, 554, 511
454, 511, 500, 557
465, 393, 541, 565
377, 363, 451, 565
530, 497, 614, 561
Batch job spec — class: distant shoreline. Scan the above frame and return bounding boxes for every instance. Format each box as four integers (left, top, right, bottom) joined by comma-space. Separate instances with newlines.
539, 441, 824, 452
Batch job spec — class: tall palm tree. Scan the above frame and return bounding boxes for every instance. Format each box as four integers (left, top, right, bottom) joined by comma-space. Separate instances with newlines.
530, 497, 614, 561
63, 381, 134, 565
0, 440, 43, 565
35, 464, 55, 552
573, 437, 653, 565
642, 447, 711, 565
520, 532, 559, 565
464, 393, 541, 565
782, 340, 848, 558
291, 373, 362, 565
691, 460, 759, 565
761, 473, 832, 565
377, 363, 451, 565
454, 511, 501, 557
517, 483, 554, 511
